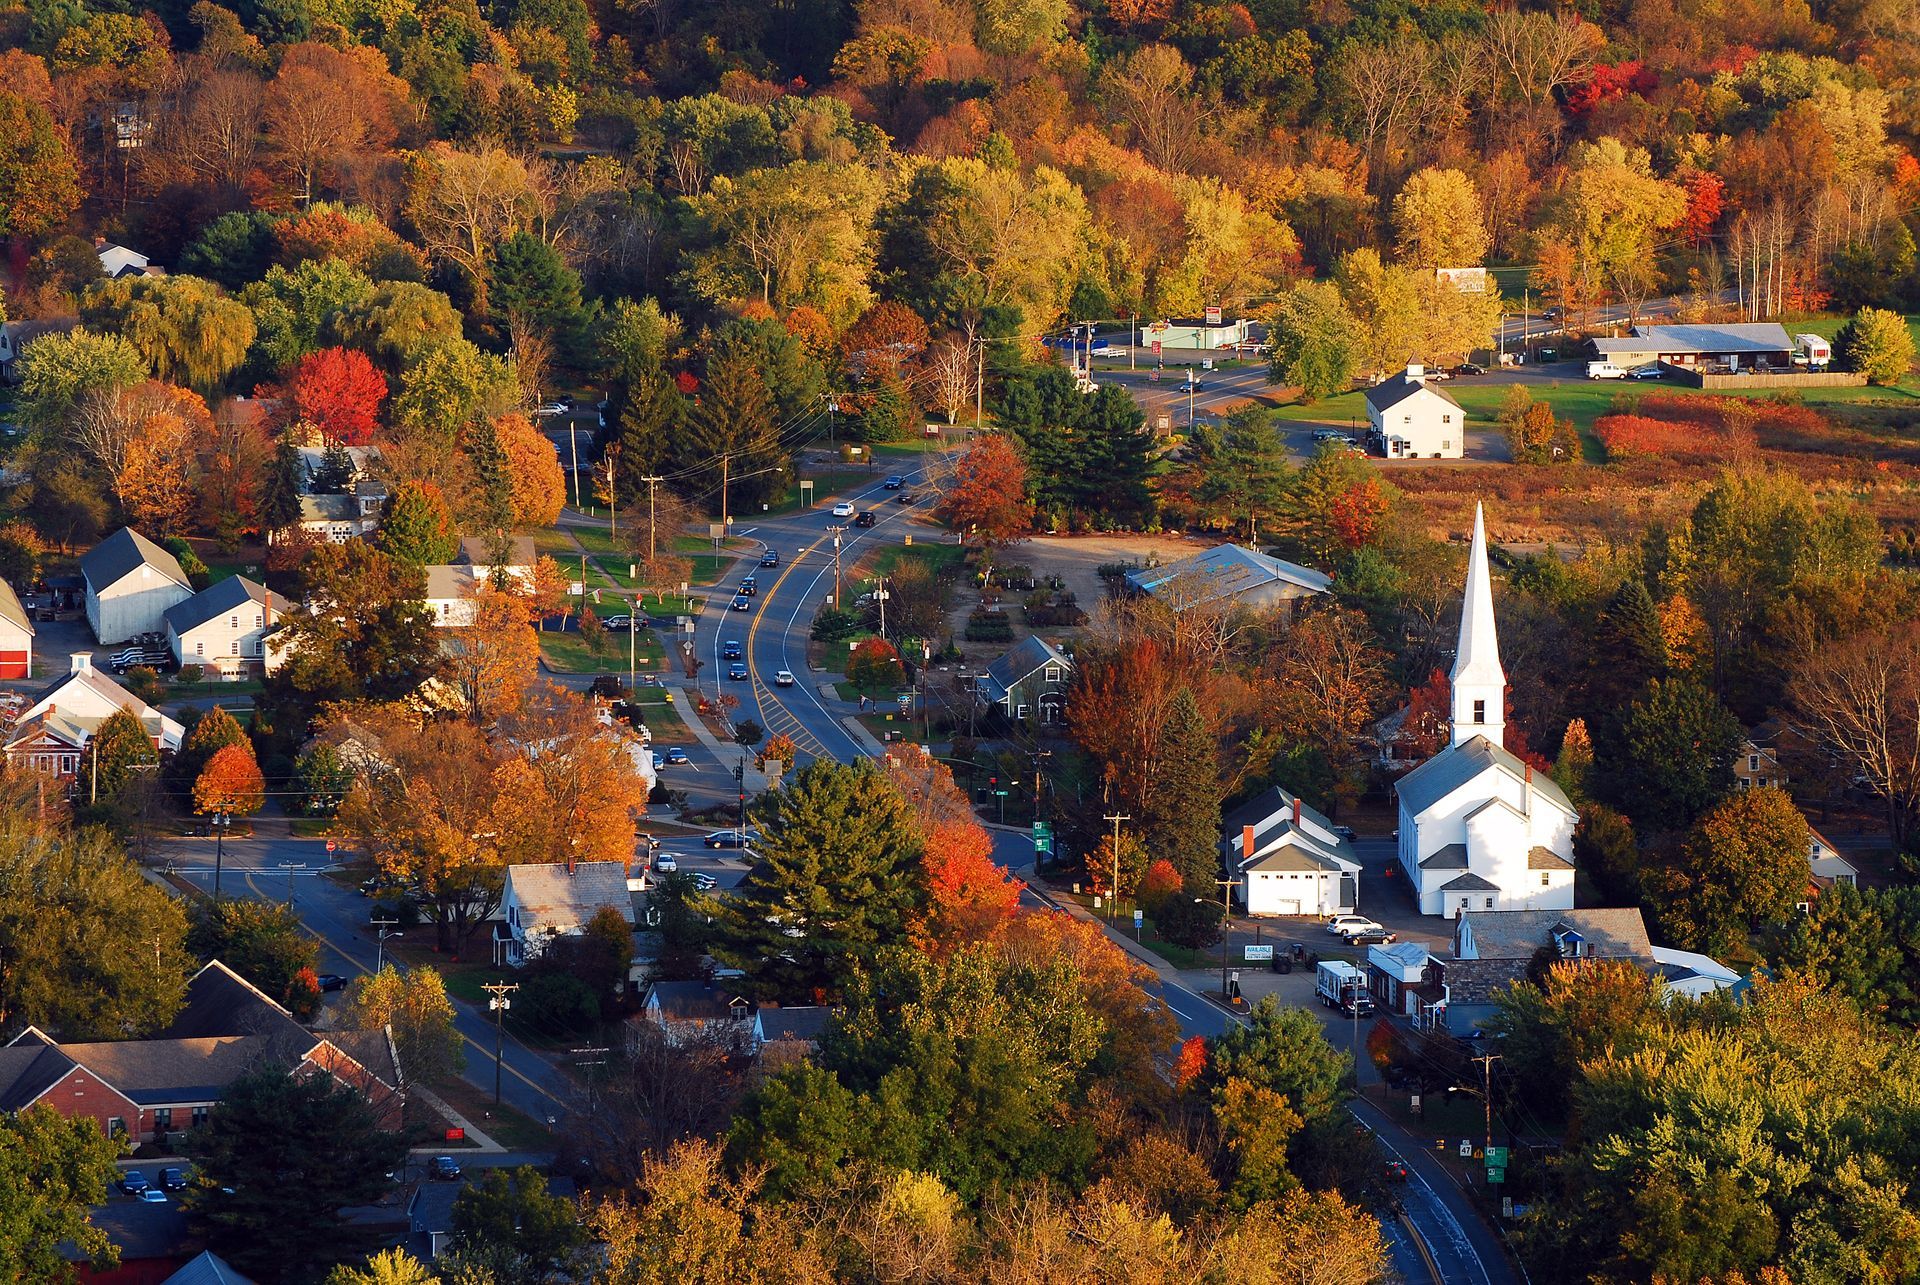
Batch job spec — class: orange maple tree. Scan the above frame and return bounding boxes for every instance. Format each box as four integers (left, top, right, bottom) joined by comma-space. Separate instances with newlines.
1172, 1035, 1209, 1090
290, 347, 388, 446
935, 435, 1032, 548
919, 818, 1023, 948
194, 742, 266, 816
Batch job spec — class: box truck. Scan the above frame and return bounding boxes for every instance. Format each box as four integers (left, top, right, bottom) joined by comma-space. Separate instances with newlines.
1315, 959, 1374, 1017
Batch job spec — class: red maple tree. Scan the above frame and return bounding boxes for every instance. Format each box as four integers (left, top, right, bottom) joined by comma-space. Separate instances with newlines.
920, 818, 1023, 947
1328, 477, 1388, 551
1172, 1035, 1208, 1090
934, 435, 1032, 548
290, 347, 388, 446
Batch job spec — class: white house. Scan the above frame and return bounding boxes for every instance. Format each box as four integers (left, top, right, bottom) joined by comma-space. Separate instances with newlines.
1364, 365, 1466, 459
0, 578, 33, 678
3, 654, 185, 776
637, 981, 762, 1051
423, 537, 536, 627
496, 860, 634, 966
297, 479, 387, 543
1648, 945, 1743, 999
1223, 786, 1361, 917
163, 576, 294, 677
1394, 506, 1577, 917
95, 242, 154, 278
1125, 544, 1331, 614
1805, 826, 1859, 906
81, 528, 194, 645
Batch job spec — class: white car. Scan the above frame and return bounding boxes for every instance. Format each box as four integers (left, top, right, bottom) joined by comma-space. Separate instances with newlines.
532, 401, 567, 416
1091, 343, 1119, 357
1333, 918, 1387, 940
654, 853, 678, 873
775, 670, 795, 687
1326, 915, 1374, 936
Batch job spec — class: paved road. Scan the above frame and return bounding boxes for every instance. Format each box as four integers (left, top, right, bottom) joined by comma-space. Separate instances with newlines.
158, 833, 575, 1129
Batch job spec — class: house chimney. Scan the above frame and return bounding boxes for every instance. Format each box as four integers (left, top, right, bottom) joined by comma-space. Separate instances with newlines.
1242, 825, 1255, 859
1292, 797, 1301, 824
1524, 763, 1533, 817
70, 653, 91, 675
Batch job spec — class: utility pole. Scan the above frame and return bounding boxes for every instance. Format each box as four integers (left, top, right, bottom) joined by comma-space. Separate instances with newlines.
1031, 747, 1052, 832
974, 338, 984, 431
628, 612, 636, 691
1472, 1052, 1501, 1160
1214, 875, 1242, 1003
482, 981, 519, 1104
826, 525, 845, 607
571, 1045, 611, 1118
371, 918, 398, 973
598, 445, 620, 540
874, 575, 887, 636
284, 862, 304, 906
568, 418, 581, 508
1102, 813, 1131, 922
720, 454, 731, 538
641, 475, 663, 561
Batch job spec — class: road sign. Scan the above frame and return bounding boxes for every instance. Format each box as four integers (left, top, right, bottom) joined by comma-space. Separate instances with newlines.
1133, 909, 1143, 925
324, 841, 336, 854
1487, 1166, 1506, 1184
1151, 340, 1162, 355
1485, 1146, 1508, 1168
1243, 944, 1274, 961
1205, 305, 1222, 325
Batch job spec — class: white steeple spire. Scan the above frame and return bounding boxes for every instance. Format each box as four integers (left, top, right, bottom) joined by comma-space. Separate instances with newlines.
1451, 503, 1505, 747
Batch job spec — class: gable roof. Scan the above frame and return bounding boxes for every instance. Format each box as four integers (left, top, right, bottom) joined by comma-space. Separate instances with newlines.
1439, 872, 1501, 891
457, 535, 535, 567
1633, 322, 1792, 354
156, 960, 316, 1059
1528, 846, 1575, 871
163, 1250, 257, 1285
1223, 785, 1338, 841
1365, 369, 1462, 413
423, 566, 477, 601
758, 1006, 831, 1045
0, 578, 31, 636
57, 1036, 279, 1104
0, 1042, 79, 1110
163, 576, 294, 637
1456, 908, 1653, 961
506, 861, 635, 932
298, 494, 361, 523
1395, 735, 1573, 819
9, 662, 184, 750
80, 528, 192, 595
1125, 544, 1331, 602
1418, 843, 1468, 869
981, 635, 1070, 701
647, 980, 753, 1023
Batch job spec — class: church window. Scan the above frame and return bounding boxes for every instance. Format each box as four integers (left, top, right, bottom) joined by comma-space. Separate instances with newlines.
1541, 873, 1550, 887
1472, 699, 1485, 723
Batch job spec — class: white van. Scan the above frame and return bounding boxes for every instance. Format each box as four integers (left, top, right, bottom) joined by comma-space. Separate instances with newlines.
1586, 361, 1627, 380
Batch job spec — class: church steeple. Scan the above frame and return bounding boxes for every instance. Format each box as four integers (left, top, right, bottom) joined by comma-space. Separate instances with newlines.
1451, 503, 1505, 747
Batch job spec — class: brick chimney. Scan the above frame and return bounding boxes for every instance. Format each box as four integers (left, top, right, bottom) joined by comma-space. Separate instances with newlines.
1291, 796, 1301, 824
1242, 825, 1255, 859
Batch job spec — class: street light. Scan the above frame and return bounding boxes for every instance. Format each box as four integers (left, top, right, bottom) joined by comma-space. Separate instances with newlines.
372, 918, 399, 973
210, 811, 232, 900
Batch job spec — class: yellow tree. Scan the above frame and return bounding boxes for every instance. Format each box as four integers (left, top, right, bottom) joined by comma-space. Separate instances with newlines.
441, 591, 540, 722
498, 682, 653, 864
341, 965, 463, 1083
495, 412, 566, 527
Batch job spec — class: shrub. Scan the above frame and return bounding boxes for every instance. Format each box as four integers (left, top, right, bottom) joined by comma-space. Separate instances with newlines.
176, 664, 205, 686
964, 610, 1014, 642
847, 637, 905, 690
1151, 893, 1223, 950
517, 972, 601, 1036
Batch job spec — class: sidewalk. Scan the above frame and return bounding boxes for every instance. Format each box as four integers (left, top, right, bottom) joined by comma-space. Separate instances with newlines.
409, 1084, 504, 1153
671, 683, 769, 791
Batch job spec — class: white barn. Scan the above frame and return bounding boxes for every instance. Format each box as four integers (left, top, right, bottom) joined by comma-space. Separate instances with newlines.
1223, 786, 1362, 917
1393, 506, 1577, 917
1364, 365, 1466, 459
81, 528, 194, 645
164, 576, 295, 677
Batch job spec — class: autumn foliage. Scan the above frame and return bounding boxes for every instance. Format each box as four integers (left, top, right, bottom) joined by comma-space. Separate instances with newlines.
194, 742, 267, 817
936, 435, 1033, 548
290, 347, 388, 446
847, 636, 905, 690
1327, 477, 1388, 550
1172, 1035, 1209, 1090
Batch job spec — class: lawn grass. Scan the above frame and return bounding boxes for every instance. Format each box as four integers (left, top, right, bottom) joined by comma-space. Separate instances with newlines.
1058, 891, 1211, 967
870, 541, 967, 578
538, 627, 667, 675
426, 1073, 560, 1150
628, 687, 688, 736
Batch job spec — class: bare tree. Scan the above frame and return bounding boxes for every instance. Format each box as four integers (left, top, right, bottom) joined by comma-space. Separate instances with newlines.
926, 337, 973, 425
154, 65, 265, 193
1481, 10, 1602, 110
1333, 35, 1432, 185
1102, 44, 1212, 175
264, 43, 398, 205
564, 1023, 748, 1185
1787, 624, 1920, 848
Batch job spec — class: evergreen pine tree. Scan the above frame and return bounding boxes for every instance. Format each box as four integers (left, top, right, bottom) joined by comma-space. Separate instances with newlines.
467, 420, 514, 531
677, 347, 788, 515
1147, 688, 1226, 895
311, 442, 355, 493
712, 759, 924, 1003
376, 481, 457, 565
1586, 580, 1667, 717
614, 367, 681, 504
259, 440, 305, 535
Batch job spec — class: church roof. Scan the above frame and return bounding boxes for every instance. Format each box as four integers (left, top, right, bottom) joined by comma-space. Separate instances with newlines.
1439, 872, 1502, 891
1395, 736, 1573, 820
1528, 846, 1575, 871
1418, 843, 1468, 869
1452, 503, 1503, 691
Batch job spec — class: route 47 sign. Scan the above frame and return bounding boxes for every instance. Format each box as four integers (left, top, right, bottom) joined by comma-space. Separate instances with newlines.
1031, 821, 1053, 855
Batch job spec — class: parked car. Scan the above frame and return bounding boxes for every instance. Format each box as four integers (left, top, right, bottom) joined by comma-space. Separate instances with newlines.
730, 596, 751, 612
1627, 363, 1665, 380
430, 1156, 461, 1180
1311, 428, 1347, 443
599, 614, 632, 631
663, 747, 690, 765
884, 475, 904, 489
692, 872, 718, 891
316, 973, 349, 992
775, 670, 795, 687
120, 1171, 151, 1195
1325, 915, 1373, 936
1335, 918, 1387, 940
1452, 363, 1486, 376
1346, 928, 1397, 945
760, 550, 780, 567
723, 640, 743, 660
1091, 343, 1120, 357
854, 511, 876, 528
832, 501, 855, 517
654, 852, 678, 873
532, 402, 567, 417
159, 1167, 188, 1191
588, 675, 625, 699
727, 663, 748, 680
705, 829, 756, 848
134, 1188, 169, 1203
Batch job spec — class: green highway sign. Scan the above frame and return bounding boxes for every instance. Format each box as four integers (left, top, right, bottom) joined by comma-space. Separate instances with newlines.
1032, 821, 1053, 854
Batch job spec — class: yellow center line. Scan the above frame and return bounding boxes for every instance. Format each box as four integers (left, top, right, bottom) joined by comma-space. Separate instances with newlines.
242, 871, 567, 1109
744, 530, 838, 760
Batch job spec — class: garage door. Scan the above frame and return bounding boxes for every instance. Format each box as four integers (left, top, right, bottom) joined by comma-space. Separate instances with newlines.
0, 652, 28, 679
1272, 900, 1301, 916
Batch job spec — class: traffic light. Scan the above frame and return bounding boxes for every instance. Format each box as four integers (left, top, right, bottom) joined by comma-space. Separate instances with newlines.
989, 776, 997, 787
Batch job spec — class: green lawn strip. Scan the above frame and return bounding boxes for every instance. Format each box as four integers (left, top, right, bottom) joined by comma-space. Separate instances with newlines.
424, 1074, 556, 1151
1056, 891, 1211, 967
538, 627, 667, 675
628, 689, 689, 736
868, 541, 966, 578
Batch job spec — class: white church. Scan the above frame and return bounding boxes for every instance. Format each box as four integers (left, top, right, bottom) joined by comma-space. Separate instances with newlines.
1394, 505, 1578, 918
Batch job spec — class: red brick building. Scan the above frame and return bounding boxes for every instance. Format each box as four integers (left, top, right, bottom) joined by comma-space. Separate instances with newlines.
0, 961, 403, 1145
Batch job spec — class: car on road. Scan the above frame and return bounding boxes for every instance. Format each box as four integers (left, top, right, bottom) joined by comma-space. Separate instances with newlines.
600, 615, 632, 631
775, 670, 795, 687
1092, 343, 1120, 357
160, 1167, 188, 1191
760, 550, 779, 567
663, 746, 690, 765
854, 510, 876, 528
654, 852, 678, 873
1334, 918, 1388, 940
1383, 1160, 1409, 1183
895, 491, 916, 505
727, 662, 748, 680
1346, 928, 1398, 945
120, 1171, 151, 1195
736, 581, 755, 597
430, 1156, 461, 1180
705, 829, 757, 848
832, 501, 855, 517
317, 973, 349, 992
730, 596, 751, 611
1452, 362, 1487, 376
692, 872, 719, 891
723, 640, 743, 660
884, 475, 904, 489
532, 402, 567, 417
1325, 914, 1373, 936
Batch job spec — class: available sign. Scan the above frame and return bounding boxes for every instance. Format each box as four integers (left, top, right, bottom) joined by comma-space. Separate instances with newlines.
1243, 944, 1274, 961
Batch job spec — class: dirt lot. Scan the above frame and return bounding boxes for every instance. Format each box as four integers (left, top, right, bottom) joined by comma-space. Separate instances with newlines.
1011, 533, 1215, 611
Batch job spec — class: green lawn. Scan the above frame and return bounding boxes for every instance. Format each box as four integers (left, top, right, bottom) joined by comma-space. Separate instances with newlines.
870, 541, 966, 578
629, 687, 688, 736
538, 626, 666, 675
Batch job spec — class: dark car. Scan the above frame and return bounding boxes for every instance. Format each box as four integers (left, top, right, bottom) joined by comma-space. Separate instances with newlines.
160, 1167, 188, 1192
1452, 362, 1486, 376
119, 1171, 151, 1195
588, 675, 626, 699
730, 596, 751, 611
1346, 928, 1398, 946
663, 747, 690, 765
736, 581, 756, 597
430, 1156, 461, 1180
727, 663, 748, 680
600, 614, 632, 631
722, 640, 743, 660
895, 492, 915, 505
760, 550, 779, 567
854, 510, 876, 528
704, 829, 756, 848
884, 475, 904, 489
317, 973, 349, 992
